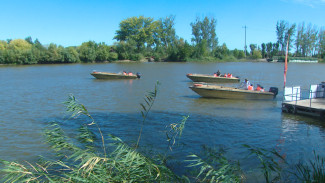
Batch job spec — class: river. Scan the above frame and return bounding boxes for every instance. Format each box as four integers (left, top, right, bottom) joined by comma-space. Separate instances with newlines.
0, 61, 325, 179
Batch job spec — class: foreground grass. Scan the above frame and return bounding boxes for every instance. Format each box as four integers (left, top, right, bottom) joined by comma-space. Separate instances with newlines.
1, 82, 325, 182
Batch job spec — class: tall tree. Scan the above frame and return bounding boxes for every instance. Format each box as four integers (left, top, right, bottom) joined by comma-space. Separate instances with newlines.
114, 16, 157, 51
261, 43, 266, 58
276, 20, 286, 55
266, 42, 273, 58
276, 20, 296, 55
285, 23, 296, 53
190, 16, 218, 52
318, 28, 325, 58
78, 41, 97, 62
156, 15, 177, 50
295, 23, 318, 57
249, 44, 256, 55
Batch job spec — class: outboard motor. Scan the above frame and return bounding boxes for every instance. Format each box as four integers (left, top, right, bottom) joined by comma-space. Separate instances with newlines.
136, 72, 141, 79
269, 87, 278, 98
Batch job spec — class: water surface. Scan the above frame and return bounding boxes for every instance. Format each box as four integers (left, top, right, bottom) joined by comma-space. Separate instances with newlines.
0, 62, 324, 174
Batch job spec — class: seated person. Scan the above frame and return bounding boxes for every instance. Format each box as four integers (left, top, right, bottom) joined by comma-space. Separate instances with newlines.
248, 84, 254, 90
216, 70, 221, 76
256, 84, 262, 91
239, 79, 250, 89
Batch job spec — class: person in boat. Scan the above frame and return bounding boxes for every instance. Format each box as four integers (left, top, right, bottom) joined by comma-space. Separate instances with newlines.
128, 72, 133, 76
216, 70, 221, 76
240, 79, 251, 89
248, 84, 254, 90
227, 73, 233, 78
123, 71, 127, 75
260, 87, 265, 92
213, 73, 218, 77
256, 84, 262, 91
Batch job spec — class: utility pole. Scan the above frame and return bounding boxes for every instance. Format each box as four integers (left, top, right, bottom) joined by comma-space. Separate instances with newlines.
243, 25, 247, 57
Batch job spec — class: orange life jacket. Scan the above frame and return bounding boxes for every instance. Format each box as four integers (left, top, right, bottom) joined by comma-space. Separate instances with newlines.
256, 86, 262, 91
248, 85, 253, 90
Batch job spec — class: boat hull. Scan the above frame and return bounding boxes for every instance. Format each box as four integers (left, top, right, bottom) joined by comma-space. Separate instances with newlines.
91, 72, 138, 79
187, 74, 240, 83
190, 85, 275, 100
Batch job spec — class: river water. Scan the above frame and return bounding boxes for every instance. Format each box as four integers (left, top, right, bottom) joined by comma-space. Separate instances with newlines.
0, 62, 325, 179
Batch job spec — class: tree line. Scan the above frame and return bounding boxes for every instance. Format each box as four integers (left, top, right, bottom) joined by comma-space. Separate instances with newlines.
0, 16, 324, 65
251, 20, 324, 60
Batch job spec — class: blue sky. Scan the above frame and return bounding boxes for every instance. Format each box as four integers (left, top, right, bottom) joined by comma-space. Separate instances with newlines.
0, 0, 324, 50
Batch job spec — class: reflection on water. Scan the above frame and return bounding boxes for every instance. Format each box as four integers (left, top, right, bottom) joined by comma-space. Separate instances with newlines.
0, 62, 325, 173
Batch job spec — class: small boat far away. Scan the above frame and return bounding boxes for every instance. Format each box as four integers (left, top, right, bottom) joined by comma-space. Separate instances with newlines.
187, 73, 240, 83
91, 71, 141, 79
189, 83, 278, 100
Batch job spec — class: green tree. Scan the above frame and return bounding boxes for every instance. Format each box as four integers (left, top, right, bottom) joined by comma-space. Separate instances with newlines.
252, 50, 262, 59
190, 16, 218, 52
249, 44, 256, 55
114, 40, 137, 60
43, 43, 63, 63
233, 49, 245, 59
261, 43, 266, 58
276, 20, 296, 55
108, 52, 118, 61
96, 43, 110, 62
114, 16, 157, 51
156, 15, 177, 51
276, 20, 287, 55
295, 23, 318, 57
0, 40, 7, 50
63, 47, 79, 63
78, 41, 97, 62
25, 36, 34, 45
272, 43, 279, 57
266, 42, 273, 58
8, 39, 32, 50
318, 28, 325, 58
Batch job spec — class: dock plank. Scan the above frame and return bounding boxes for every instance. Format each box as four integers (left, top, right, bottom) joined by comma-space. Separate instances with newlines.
283, 98, 325, 110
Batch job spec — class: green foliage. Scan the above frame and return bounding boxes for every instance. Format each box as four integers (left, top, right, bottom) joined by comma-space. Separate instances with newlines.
8, 39, 32, 50
293, 151, 325, 182
232, 49, 245, 59
63, 47, 80, 63
78, 41, 97, 62
114, 16, 157, 50
251, 50, 262, 59
96, 43, 110, 62
130, 53, 144, 61
190, 16, 218, 59
108, 52, 118, 61
186, 146, 243, 182
190, 16, 218, 51
243, 144, 286, 183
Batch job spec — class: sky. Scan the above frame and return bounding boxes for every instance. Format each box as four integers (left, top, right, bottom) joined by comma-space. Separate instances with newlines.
0, 0, 324, 50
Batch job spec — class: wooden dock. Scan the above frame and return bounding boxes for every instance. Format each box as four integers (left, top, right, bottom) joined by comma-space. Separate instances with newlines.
282, 98, 325, 118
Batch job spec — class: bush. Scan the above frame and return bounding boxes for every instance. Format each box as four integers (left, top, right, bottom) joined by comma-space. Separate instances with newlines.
251, 50, 262, 59
130, 53, 144, 61
108, 52, 118, 61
